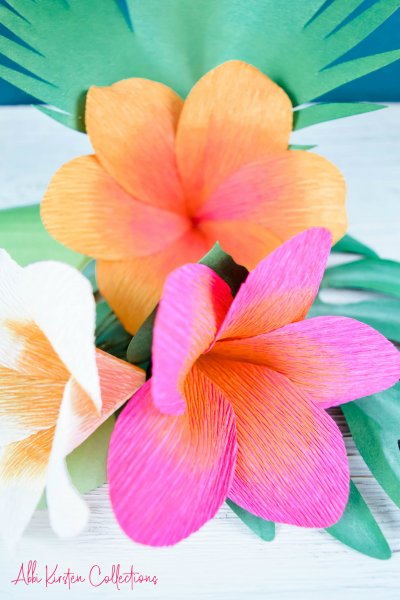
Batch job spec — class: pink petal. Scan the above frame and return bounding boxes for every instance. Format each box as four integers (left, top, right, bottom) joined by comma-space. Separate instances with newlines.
213, 317, 400, 408
152, 264, 232, 415
197, 356, 349, 527
108, 368, 237, 546
216, 228, 332, 341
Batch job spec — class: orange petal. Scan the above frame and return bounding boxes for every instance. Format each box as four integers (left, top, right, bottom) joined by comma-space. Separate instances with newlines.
41, 155, 190, 259
86, 79, 185, 213
200, 220, 282, 270
198, 151, 347, 244
97, 230, 209, 334
176, 60, 292, 214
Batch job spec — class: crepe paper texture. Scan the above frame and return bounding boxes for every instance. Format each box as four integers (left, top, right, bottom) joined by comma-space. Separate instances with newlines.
107, 228, 400, 547
0, 1, 399, 131
37, 416, 116, 509
0, 250, 145, 547
0, 204, 85, 267
41, 60, 347, 334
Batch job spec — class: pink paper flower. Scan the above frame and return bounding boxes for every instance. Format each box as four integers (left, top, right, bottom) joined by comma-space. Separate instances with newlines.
108, 229, 400, 546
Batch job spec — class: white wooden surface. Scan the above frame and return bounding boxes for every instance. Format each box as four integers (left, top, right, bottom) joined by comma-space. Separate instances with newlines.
0, 105, 399, 599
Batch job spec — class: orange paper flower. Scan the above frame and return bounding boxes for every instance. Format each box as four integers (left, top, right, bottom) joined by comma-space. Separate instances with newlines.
42, 60, 346, 334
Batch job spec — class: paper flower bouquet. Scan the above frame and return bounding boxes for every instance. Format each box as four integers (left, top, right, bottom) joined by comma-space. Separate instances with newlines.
0, 0, 400, 559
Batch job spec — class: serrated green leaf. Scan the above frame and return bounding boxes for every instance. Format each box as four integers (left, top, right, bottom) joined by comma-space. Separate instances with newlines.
37, 416, 115, 509
321, 258, 400, 298
226, 499, 275, 542
308, 297, 400, 342
96, 300, 131, 360
332, 234, 379, 258
1, 0, 399, 129
0, 204, 85, 266
293, 102, 384, 131
325, 481, 391, 560
342, 385, 400, 510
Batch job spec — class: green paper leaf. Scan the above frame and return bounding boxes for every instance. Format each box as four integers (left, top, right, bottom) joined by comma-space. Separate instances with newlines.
308, 297, 400, 343
37, 416, 115, 509
332, 234, 379, 258
1, 0, 399, 130
96, 300, 131, 360
293, 103, 384, 131
343, 385, 400, 510
321, 258, 400, 298
325, 481, 391, 560
226, 499, 275, 542
127, 243, 248, 366
199, 242, 248, 296
82, 260, 98, 294
0, 204, 85, 266
288, 144, 317, 151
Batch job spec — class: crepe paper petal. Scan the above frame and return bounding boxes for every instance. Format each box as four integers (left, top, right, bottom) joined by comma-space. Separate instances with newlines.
226, 499, 275, 542
332, 234, 379, 258
325, 481, 391, 560
0, 205, 85, 267
23, 260, 101, 410
47, 351, 144, 537
217, 228, 332, 341
214, 317, 400, 409
199, 242, 249, 296
95, 301, 131, 360
198, 151, 346, 245
293, 102, 384, 131
0, 428, 52, 548
197, 358, 349, 527
176, 60, 292, 213
96, 230, 209, 334
37, 417, 116, 509
309, 297, 400, 343
127, 242, 249, 367
108, 369, 237, 546
322, 259, 400, 298
86, 79, 185, 213
342, 384, 400, 509
199, 221, 283, 272
41, 156, 190, 260
152, 264, 232, 415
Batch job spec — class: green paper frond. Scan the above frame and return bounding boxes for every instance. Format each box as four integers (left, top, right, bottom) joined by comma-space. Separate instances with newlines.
0, 0, 398, 131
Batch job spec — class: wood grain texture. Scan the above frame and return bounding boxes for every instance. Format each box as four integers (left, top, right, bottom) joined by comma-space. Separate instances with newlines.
0, 105, 399, 599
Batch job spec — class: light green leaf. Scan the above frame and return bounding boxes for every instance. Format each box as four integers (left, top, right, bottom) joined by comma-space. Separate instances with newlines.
226, 499, 275, 542
293, 103, 384, 131
326, 481, 391, 560
37, 416, 115, 509
0, 204, 85, 266
308, 297, 400, 342
321, 259, 400, 298
342, 385, 400, 510
1, 0, 399, 129
332, 234, 379, 258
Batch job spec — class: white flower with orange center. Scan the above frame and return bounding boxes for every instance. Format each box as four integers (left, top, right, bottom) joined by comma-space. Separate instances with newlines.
0, 250, 144, 546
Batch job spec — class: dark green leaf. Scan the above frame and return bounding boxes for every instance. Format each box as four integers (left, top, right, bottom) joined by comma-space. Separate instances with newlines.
226, 499, 275, 542
0, 204, 85, 267
325, 481, 391, 560
321, 259, 400, 298
127, 308, 157, 366
332, 234, 379, 258
308, 297, 400, 342
96, 300, 131, 360
1, 1, 399, 129
342, 384, 400, 510
37, 417, 115, 509
199, 242, 248, 296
